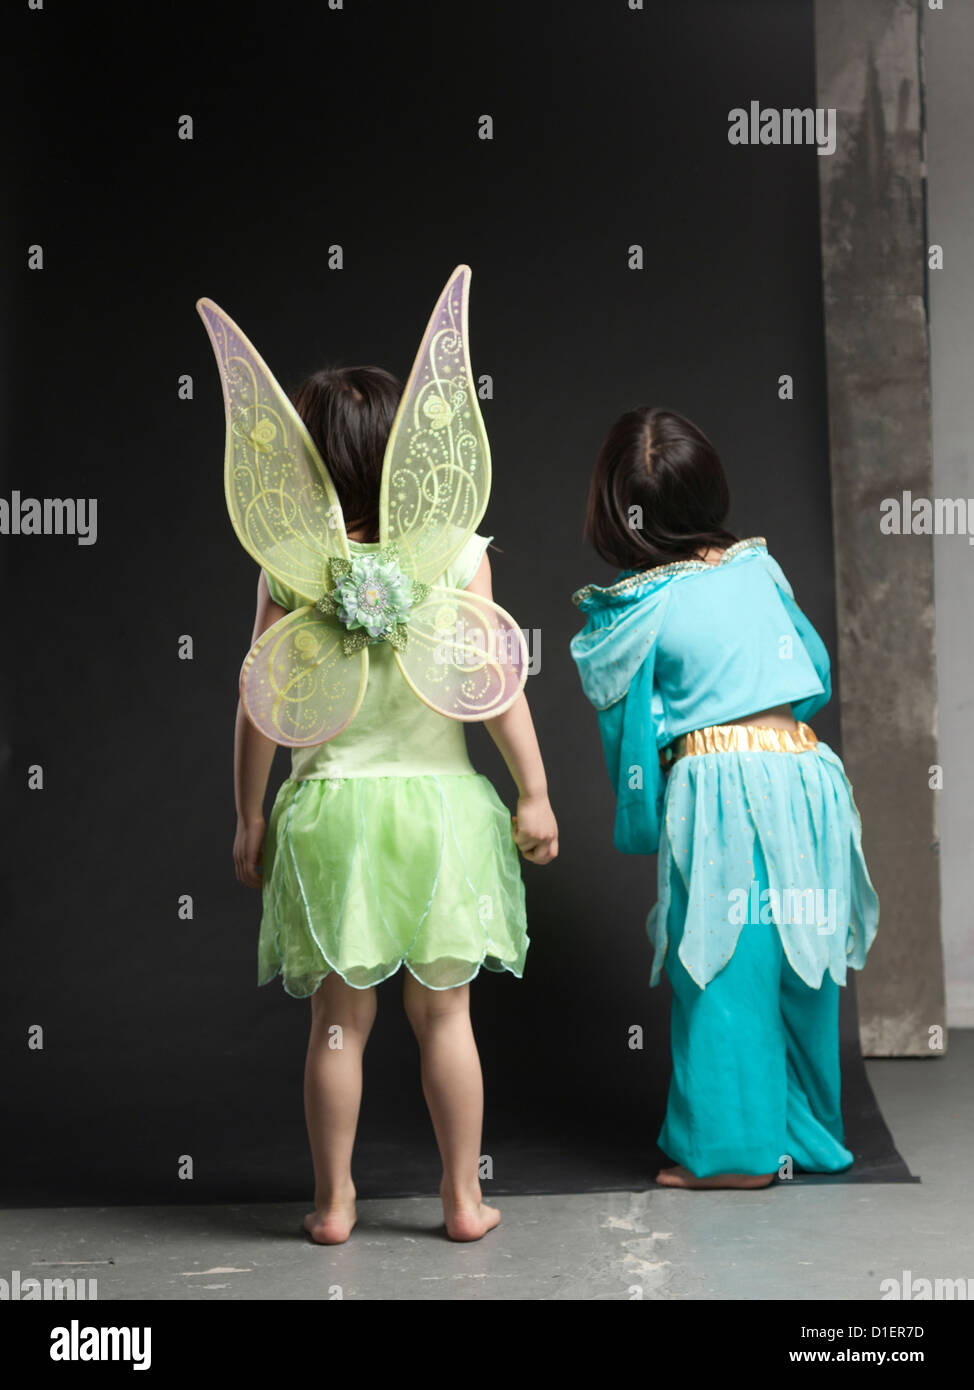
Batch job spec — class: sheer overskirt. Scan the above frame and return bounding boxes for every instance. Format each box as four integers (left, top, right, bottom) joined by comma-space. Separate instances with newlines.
259, 772, 528, 995
648, 741, 879, 990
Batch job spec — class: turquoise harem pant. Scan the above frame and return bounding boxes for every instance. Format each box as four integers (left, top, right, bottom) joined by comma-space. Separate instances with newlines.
657, 843, 854, 1178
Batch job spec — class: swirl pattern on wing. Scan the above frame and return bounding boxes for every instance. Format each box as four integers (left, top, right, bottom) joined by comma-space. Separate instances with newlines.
240, 606, 369, 747
392, 586, 527, 720
198, 298, 348, 603
379, 266, 490, 585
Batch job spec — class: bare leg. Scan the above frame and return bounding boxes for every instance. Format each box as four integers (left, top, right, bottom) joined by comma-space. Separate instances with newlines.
303, 970, 377, 1244
402, 973, 500, 1241
656, 1165, 775, 1190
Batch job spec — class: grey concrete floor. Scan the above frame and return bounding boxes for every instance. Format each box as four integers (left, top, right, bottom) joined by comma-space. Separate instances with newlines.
2, 1034, 972, 1301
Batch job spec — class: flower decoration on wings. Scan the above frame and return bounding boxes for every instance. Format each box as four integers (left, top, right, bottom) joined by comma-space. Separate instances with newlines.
197, 266, 528, 747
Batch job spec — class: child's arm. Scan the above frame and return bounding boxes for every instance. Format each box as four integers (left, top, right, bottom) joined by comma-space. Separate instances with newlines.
464, 553, 558, 866
232, 571, 288, 888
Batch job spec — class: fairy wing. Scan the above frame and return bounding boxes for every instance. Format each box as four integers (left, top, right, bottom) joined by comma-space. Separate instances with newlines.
393, 586, 527, 720
379, 265, 490, 585
241, 607, 369, 747
197, 298, 349, 603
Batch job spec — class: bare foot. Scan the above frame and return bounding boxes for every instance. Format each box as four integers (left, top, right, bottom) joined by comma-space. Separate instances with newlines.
440, 1182, 501, 1241
303, 1188, 357, 1244
656, 1165, 775, 1190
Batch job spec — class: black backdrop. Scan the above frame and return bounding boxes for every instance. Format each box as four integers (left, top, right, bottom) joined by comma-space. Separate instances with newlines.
5, 0, 849, 1203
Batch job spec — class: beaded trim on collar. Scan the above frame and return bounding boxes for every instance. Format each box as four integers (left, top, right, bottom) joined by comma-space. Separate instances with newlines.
572, 536, 767, 606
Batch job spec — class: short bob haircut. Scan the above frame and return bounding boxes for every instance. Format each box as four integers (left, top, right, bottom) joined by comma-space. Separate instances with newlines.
584, 406, 738, 571
291, 365, 402, 543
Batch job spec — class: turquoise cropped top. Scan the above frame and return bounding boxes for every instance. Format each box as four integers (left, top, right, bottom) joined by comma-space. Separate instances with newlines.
569, 538, 832, 855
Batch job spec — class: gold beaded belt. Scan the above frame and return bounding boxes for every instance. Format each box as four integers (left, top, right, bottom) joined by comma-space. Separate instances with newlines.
667, 721, 818, 763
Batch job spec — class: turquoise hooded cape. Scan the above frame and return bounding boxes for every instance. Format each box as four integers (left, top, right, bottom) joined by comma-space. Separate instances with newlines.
569, 538, 831, 855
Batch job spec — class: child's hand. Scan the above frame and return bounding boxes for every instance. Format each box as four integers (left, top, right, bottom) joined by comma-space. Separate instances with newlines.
234, 816, 266, 889
512, 793, 559, 865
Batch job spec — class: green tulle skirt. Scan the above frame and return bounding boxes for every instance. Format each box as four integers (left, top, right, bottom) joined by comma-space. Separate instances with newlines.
259, 773, 529, 995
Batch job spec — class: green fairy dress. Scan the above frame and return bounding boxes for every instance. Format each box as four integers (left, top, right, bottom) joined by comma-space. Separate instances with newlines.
197, 266, 530, 996
260, 533, 528, 995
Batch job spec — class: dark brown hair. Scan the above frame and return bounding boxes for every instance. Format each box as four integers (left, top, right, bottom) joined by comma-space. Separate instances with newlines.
292, 366, 402, 542
584, 406, 738, 570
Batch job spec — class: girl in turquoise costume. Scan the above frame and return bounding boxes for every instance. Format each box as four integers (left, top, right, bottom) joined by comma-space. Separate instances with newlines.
570, 407, 878, 1189
199, 269, 558, 1243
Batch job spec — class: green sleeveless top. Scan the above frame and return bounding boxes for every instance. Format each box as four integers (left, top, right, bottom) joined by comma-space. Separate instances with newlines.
264, 533, 492, 780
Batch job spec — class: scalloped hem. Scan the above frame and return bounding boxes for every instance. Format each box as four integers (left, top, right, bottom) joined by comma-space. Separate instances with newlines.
259, 948, 526, 998
648, 932, 868, 992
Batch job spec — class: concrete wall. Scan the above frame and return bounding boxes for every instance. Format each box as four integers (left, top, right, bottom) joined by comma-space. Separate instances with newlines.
814, 0, 946, 1055
923, 4, 974, 1026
